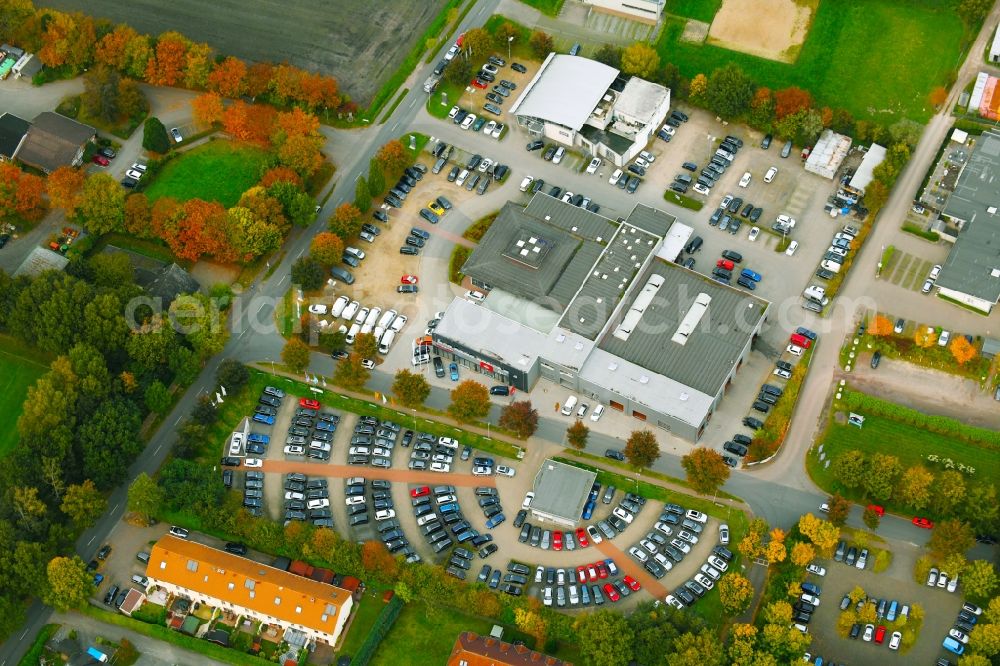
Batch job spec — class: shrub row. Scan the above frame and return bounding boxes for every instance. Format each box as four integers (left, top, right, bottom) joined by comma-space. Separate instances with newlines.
352, 595, 404, 666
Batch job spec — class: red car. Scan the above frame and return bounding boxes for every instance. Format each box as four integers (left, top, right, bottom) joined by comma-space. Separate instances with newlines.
299, 398, 320, 410
867, 504, 885, 517
874, 625, 887, 644
912, 517, 934, 529
596, 562, 609, 579
92, 154, 109, 167
552, 531, 563, 551
624, 575, 641, 592
400, 275, 419, 285
410, 486, 430, 498
471, 78, 488, 89
575, 527, 589, 548
576, 566, 587, 584
603, 582, 620, 602
716, 258, 735, 271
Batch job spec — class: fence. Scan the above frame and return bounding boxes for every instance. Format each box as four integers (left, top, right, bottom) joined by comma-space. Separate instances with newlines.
351, 595, 404, 666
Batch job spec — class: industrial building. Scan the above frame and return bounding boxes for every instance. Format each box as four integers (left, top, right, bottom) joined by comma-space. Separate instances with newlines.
582, 0, 663, 23
803, 129, 852, 180
845, 143, 886, 196
509, 53, 671, 167
432, 196, 769, 441
529, 459, 597, 527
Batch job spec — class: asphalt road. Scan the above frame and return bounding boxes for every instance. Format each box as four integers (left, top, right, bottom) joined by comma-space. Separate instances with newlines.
0, 1, 995, 660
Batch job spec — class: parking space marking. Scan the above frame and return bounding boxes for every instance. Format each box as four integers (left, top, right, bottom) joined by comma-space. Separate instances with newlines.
259, 458, 497, 486
593, 539, 668, 599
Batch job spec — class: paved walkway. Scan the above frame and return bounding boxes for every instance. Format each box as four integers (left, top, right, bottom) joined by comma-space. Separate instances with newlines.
258, 459, 496, 486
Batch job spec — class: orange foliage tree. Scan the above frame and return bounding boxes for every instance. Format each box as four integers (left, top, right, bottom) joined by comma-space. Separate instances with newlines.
94, 24, 137, 70
309, 232, 345, 269
374, 140, 409, 179
299, 71, 340, 110
222, 101, 276, 145
184, 42, 213, 89
0, 163, 45, 220
244, 62, 274, 98
145, 31, 189, 87
123, 193, 151, 237
929, 87, 948, 108
774, 86, 813, 120
869, 314, 894, 337
949, 335, 977, 365
207, 56, 247, 98
274, 108, 320, 142
191, 92, 224, 126
914, 327, 937, 348
149, 196, 183, 240
46, 167, 85, 217
259, 166, 302, 188
277, 135, 323, 177
270, 64, 303, 105
360, 540, 398, 582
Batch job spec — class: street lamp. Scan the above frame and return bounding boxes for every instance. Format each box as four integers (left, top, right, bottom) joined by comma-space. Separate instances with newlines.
507, 36, 514, 61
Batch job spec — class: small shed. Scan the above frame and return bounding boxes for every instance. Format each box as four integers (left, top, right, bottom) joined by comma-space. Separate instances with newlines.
846, 143, 887, 195
804, 129, 852, 180
119, 588, 146, 616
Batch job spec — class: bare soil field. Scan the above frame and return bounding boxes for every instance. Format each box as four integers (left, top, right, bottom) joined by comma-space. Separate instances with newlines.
43, 0, 447, 104
707, 0, 814, 62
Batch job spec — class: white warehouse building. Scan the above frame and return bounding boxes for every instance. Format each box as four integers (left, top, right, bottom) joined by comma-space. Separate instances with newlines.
509, 53, 671, 167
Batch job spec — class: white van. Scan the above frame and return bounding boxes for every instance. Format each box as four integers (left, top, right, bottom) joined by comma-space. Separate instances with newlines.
345, 323, 361, 344
803, 285, 827, 301
519, 176, 534, 192
342, 300, 360, 321
819, 259, 842, 273
379, 330, 396, 354
456, 169, 469, 186
377, 309, 397, 329
331, 295, 349, 318
364, 307, 381, 328
360, 322, 373, 335
561, 396, 578, 416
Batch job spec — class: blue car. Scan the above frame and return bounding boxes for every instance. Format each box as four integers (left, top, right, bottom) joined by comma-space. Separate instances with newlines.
449, 362, 459, 381
252, 413, 275, 425
315, 420, 336, 432
486, 513, 506, 528
247, 433, 270, 444
740, 267, 762, 282
93, 573, 104, 586
582, 500, 596, 520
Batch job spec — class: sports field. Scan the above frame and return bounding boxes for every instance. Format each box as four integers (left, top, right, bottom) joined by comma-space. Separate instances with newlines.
0, 348, 48, 459
143, 141, 270, 208
656, 0, 965, 122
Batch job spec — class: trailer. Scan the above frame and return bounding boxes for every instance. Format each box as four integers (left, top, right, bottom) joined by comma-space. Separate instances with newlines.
423, 74, 441, 94
87, 647, 109, 662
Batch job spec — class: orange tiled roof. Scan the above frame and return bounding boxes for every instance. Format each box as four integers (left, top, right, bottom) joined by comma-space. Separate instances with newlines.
447, 632, 572, 666
147, 536, 350, 634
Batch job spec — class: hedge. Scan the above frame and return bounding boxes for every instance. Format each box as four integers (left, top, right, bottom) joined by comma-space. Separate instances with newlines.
449, 245, 471, 284
748, 346, 814, 461
352, 595, 404, 666
839, 389, 1000, 448
18, 623, 58, 666
901, 222, 940, 242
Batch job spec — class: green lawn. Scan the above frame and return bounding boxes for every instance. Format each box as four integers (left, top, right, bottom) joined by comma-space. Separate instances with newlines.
0, 342, 49, 458
655, 0, 966, 122
809, 406, 999, 516
663, 0, 722, 22
334, 595, 387, 659
143, 140, 271, 207
515, 0, 565, 16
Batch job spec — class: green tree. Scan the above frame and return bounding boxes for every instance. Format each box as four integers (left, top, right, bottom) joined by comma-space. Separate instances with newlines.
826, 493, 851, 527
929, 519, 975, 560
624, 429, 660, 468
706, 64, 755, 118
958, 0, 993, 25
45, 556, 93, 611
575, 610, 634, 666
392, 369, 431, 408
933, 470, 967, 516
61, 479, 107, 529
494, 21, 518, 48
169, 292, 228, 360
566, 420, 589, 450
681, 447, 730, 495
832, 449, 865, 488
593, 44, 622, 68
144, 379, 171, 414
529, 30, 554, 59
88, 252, 134, 287
962, 560, 997, 601
462, 27, 493, 57
77, 173, 126, 235
897, 465, 934, 510
499, 400, 538, 438
447, 380, 491, 423
961, 482, 1000, 536
127, 472, 163, 523
718, 573, 754, 615
142, 116, 170, 153
620, 42, 659, 79
333, 353, 370, 391
862, 506, 882, 530
367, 159, 386, 196
79, 398, 143, 490
862, 453, 902, 501
354, 332, 379, 361
354, 175, 371, 212
445, 55, 473, 86
216, 359, 250, 390
291, 256, 325, 290
282, 337, 311, 373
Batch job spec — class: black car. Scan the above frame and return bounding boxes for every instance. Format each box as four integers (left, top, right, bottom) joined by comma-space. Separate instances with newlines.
721, 249, 743, 263
400, 246, 419, 255
486, 92, 503, 104
225, 542, 248, 556
220, 456, 241, 467
761, 134, 772, 149
849, 623, 861, 639
727, 197, 743, 213
626, 176, 640, 193
871, 351, 881, 368
605, 449, 625, 461
670, 110, 689, 122
526, 139, 544, 151
749, 207, 763, 222
543, 145, 557, 161
740, 203, 754, 218
512, 62, 527, 73
682, 161, 697, 171
723, 441, 748, 457
685, 236, 703, 253
627, 164, 646, 177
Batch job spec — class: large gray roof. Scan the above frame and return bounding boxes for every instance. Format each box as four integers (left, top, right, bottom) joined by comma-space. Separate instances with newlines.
625, 204, 676, 237
596, 258, 768, 396
509, 53, 619, 131
938, 130, 1000, 303
531, 459, 595, 523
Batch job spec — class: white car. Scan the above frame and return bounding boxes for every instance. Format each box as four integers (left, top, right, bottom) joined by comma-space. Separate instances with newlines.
445, 45, 459, 61
670, 539, 691, 554
800, 593, 820, 606
472, 465, 492, 476
949, 628, 969, 644
448, 105, 460, 118
694, 573, 714, 590
685, 509, 708, 523
700, 563, 721, 580
438, 437, 459, 448
244, 458, 262, 468
461, 114, 476, 130
342, 300, 360, 321
285, 491, 304, 500
345, 496, 366, 506
739, 172, 751, 187
491, 123, 504, 139
938, 330, 951, 347
308, 304, 328, 315
609, 168, 623, 185
522, 492, 535, 509
719, 523, 729, 544
590, 405, 605, 421
587, 525, 603, 543
707, 555, 729, 572
483, 120, 497, 136
693, 183, 711, 195
628, 546, 648, 562
785, 240, 799, 256
375, 509, 395, 520
661, 125, 675, 136
889, 631, 901, 650
170, 127, 183, 143
720, 194, 733, 209
519, 176, 534, 192
653, 521, 673, 537
678, 530, 699, 544
775, 213, 796, 228
361, 359, 375, 369
862, 624, 874, 642
126, 169, 144, 180
929, 264, 942, 280
612, 507, 634, 523
787, 344, 804, 357
774, 368, 792, 379
417, 514, 438, 526
639, 150, 655, 163
465, 290, 486, 303
430, 462, 451, 473
496, 465, 515, 477
345, 246, 366, 260
389, 315, 407, 332
130, 163, 147, 173
764, 166, 778, 183
284, 445, 304, 455
634, 157, 650, 169
308, 498, 329, 510
806, 564, 826, 576
748, 226, 759, 242
586, 157, 602, 174
665, 595, 685, 610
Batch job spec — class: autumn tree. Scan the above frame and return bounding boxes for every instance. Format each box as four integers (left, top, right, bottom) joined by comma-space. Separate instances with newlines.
514, 607, 549, 646
962, 559, 997, 601
145, 31, 190, 86
620, 42, 660, 79
774, 86, 813, 120
529, 30, 554, 59
499, 400, 538, 439
869, 314, 894, 337
448, 380, 491, 423
624, 429, 660, 468
333, 353, 370, 391
494, 21, 519, 48
929, 86, 948, 108
929, 519, 975, 560
462, 27, 493, 57
681, 447, 731, 495
862, 452, 902, 501
360, 541, 398, 583
950, 335, 978, 365
282, 337, 311, 373
46, 166, 85, 217
61, 479, 107, 529
329, 202, 363, 239
764, 538, 787, 564
392, 369, 431, 408
826, 494, 851, 526
309, 232, 345, 269
77, 173, 126, 235
374, 140, 410, 180
718, 573, 754, 615
748, 87, 775, 128
0, 163, 45, 221
44, 556, 92, 611
207, 56, 247, 97
832, 449, 865, 488
914, 326, 938, 348
790, 542, 816, 568
898, 465, 935, 510
566, 420, 589, 450
933, 470, 967, 516
261, 166, 302, 189
191, 92, 224, 126
354, 333, 379, 362
689, 73, 708, 102
798, 513, 840, 554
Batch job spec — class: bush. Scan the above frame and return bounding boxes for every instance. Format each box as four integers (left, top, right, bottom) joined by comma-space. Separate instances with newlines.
462, 213, 498, 242
449, 245, 471, 284
352, 596, 404, 666
901, 222, 940, 242
142, 117, 171, 153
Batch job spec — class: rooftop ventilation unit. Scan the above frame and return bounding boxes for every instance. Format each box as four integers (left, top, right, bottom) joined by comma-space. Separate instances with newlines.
613, 274, 665, 341
671, 293, 712, 345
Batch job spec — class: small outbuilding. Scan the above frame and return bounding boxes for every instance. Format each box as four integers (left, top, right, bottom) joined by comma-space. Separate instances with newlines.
803, 129, 852, 180
529, 459, 596, 527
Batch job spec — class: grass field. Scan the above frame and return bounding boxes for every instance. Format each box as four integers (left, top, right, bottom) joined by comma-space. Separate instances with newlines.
0, 342, 49, 459
143, 141, 270, 207
655, 0, 966, 122
664, 0, 722, 22
516, 0, 566, 16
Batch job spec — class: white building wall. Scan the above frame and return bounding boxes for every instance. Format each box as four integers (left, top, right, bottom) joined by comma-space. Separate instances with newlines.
937, 286, 995, 313
584, 0, 663, 22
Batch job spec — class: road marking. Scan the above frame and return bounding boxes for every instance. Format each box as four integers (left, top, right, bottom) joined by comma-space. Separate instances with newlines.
392, 121, 399, 132
111, 503, 119, 514
173, 414, 183, 426
257, 303, 266, 316
19, 628, 28, 641
295, 248, 304, 259
409, 98, 416, 108
278, 274, 289, 286
154, 444, 161, 456
87, 535, 95, 546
